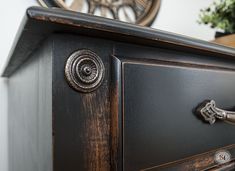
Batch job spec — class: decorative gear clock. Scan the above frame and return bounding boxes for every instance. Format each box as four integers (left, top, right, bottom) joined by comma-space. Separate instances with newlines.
38, 0, 161, 26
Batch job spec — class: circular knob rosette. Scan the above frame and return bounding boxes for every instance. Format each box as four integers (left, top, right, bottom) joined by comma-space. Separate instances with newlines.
65, 49, 105, 92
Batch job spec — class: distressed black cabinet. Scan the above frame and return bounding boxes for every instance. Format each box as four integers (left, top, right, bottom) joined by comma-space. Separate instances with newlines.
3, 7, 235, 171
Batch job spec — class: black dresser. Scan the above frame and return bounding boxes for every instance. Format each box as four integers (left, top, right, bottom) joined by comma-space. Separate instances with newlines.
3, 7, 235, 171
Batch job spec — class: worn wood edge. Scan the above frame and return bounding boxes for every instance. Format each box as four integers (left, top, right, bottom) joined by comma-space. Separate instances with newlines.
141, 144, 235, 171
1, 8, 51, 77
207, 160, 235, 171
110, 56, 123, 171
26, 7, 235, 55
2, 6, 235, 77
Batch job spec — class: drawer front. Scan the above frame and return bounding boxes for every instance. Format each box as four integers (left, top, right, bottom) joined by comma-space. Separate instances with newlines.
111, 56, 235, 171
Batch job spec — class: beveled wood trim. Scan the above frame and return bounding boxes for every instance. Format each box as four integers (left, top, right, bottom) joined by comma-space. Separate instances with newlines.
141, 144, 235, 171
113, 56, 235, 170
111, 56, 123, 171
2, 7, 235, 77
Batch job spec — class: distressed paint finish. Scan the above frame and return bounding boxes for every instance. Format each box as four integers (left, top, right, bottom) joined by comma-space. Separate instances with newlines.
141, 145, 235, 171
51, 34, 113, 171
4, 7, 235, 171
2, 7, 235, 77
110, 56, 122, 171
82, 91, 110, 170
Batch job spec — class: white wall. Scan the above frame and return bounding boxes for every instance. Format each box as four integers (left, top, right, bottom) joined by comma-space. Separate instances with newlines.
0, 1, 215, 171
152, 0, 215, 40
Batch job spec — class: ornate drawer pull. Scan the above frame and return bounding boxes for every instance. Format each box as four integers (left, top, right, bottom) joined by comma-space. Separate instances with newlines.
196, 100, 235, 125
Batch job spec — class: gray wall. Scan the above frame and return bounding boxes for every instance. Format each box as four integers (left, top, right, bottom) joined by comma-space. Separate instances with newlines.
0, 1, 215, 171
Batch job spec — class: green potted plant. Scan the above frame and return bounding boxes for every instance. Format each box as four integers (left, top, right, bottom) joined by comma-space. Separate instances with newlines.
198, 0, 235, 38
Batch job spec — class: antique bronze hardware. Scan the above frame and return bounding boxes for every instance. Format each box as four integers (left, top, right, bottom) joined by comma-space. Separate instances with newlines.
64, 49, 105, 92
37, 0, 161, 26
197, 100, 235, 125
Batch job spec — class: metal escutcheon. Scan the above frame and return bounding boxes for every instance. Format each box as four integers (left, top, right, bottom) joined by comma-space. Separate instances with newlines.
65, 49, 105, 93
196, 100, 235, 125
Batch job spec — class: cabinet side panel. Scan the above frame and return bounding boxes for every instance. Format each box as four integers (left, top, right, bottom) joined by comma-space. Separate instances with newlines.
8, 39, 53, 171
52, 34, 113, 171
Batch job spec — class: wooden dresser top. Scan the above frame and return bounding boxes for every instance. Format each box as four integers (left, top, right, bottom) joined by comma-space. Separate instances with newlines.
2, 6, 235, 77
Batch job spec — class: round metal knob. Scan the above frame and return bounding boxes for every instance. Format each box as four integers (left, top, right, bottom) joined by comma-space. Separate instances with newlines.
65, 49, 105, 92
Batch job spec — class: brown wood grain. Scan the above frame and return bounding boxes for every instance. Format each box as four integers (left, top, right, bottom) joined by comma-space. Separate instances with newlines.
110, 56, 122, 171
51, 34, 113, 171
110, 86, 119, 171
212, 34, 235, 48
82, 90, 111, 170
